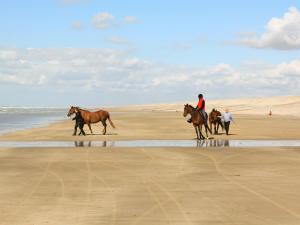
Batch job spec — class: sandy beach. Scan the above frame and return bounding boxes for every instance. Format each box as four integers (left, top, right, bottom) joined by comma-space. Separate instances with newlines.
2, 0, 300, 223
1, 95, 299, 141
0, 112, 299, 142
1, 146, 300, 225
0, 96, 300, 225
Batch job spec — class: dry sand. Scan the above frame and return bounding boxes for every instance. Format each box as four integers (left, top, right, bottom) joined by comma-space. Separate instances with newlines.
115, 95, 300, 116
0, 112, 299, 141
0, 96, 300, 224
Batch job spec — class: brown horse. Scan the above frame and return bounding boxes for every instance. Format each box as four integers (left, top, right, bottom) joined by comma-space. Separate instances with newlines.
209, 108, 224, 134
67, 106, 115, 135
183, 104, 211, 139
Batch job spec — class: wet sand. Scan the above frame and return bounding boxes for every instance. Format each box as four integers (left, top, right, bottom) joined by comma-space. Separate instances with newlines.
1, 146, 300, 225
0, 110, 300, 224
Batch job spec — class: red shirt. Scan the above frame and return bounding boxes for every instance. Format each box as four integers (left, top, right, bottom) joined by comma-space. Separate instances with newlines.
197, 98, 205, 110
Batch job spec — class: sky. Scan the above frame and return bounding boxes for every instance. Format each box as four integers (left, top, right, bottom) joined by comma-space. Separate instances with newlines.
0, 0, 300, 107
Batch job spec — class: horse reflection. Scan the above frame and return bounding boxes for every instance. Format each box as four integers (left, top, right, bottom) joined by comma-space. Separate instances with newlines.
74, 141, 108, 147
196, 139, 230, 147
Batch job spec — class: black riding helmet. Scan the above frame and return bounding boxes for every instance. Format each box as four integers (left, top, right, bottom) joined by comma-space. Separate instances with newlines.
198, 94, 203, 99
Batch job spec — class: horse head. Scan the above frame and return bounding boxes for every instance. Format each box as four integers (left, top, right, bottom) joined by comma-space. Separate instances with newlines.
67, 106, 78, 117
210, 109, 222, 122
183, 104, 193, 117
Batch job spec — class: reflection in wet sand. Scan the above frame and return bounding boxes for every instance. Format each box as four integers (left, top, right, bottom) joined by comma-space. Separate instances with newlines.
0, 139, 299, 148
74, 141, 110, 147
196, 139, 230, 147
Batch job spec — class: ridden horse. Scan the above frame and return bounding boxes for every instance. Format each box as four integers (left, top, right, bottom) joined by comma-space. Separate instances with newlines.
183, 104, 212, 139
67, 106, 115, 135
209, 108, 224, 134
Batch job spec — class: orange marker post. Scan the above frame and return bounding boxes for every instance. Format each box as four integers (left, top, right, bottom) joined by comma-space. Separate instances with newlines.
268, 110, 272, 116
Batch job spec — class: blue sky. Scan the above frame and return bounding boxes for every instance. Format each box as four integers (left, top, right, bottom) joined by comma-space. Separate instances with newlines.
0, 0, 300, 106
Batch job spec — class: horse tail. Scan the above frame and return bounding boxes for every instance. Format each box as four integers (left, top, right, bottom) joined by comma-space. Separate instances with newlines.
108, 114, 116, 128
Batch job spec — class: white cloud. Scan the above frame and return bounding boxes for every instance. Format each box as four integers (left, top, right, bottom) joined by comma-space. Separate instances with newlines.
271, 60, 300, 77
92, 13, 139, 29
106, 36, 129, 45
92, 12, 115, 29
236, 7, 300, 50
0, 48, 299, 104
152, 73, 189, 86
174, 43, 192, 51
124, 16, 138, 24
61, 0, 89, 5
0, 50, 17, 60
71, 21, 83, 30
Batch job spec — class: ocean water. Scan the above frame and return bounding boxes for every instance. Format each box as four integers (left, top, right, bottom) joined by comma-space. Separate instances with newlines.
0, 107, 68, 134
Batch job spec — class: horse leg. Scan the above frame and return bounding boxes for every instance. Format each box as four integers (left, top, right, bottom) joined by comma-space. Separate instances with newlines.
216, 123, 219, 134
87, 123, 93, 134
198, 126, 202, 140
204, 124, 209, 139
101, 120, 107, 135
214, 123, 217, 134
199, 125, 205, 139
199, 125, 202, 139
194, 125, 200, 140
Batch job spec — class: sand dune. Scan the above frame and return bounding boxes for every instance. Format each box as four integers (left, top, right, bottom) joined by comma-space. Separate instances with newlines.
112, 96, 300, 116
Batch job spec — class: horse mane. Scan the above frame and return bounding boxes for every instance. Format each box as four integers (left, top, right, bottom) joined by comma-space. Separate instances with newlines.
185, 104, 196, 110
75, 106, 89, 112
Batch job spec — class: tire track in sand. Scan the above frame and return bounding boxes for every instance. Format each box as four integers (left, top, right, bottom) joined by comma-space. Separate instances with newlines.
139, 148, 192, 225
93, 152, 173, 225
196, 150, 300, 220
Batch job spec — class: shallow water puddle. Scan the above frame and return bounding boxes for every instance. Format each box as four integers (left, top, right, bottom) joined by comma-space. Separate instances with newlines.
0, 139, 300, 148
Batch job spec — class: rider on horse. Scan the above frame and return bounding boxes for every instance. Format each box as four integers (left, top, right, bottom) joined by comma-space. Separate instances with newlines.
188, 94, 209, 128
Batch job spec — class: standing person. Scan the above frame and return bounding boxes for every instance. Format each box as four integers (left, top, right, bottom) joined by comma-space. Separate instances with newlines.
223, 109, 233, 135
72, 109, 86, 136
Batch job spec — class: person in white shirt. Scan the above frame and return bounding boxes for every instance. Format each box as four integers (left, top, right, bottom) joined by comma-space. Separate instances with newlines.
222, 109, 233, 135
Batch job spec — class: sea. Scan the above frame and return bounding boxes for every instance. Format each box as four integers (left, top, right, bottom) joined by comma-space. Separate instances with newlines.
0, 107, 68, 134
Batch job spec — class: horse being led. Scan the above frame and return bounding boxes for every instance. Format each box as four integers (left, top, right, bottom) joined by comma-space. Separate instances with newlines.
209, 108, 224, 134
67, 106, 115, 135
183, 104, 212, 140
